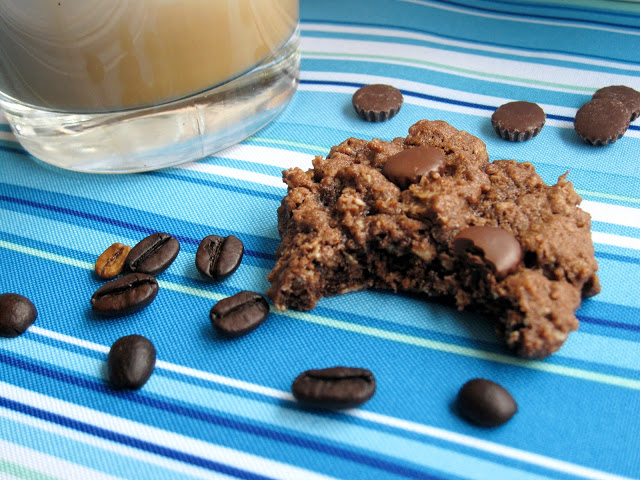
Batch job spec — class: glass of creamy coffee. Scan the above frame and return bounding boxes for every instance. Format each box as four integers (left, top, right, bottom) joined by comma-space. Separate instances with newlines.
0, 0, 300, 172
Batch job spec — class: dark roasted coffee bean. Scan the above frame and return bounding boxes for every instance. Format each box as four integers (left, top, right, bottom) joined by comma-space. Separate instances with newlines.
196, 235, 244, 280
95, 243, 131, 279
0, 293, 37, 337
91, 273, 159, 316
108, 334, 156, 390
292, 367, 376, 409
452, 226, 522, 279
456, 378, 517, 427
382, 145, 445, 189
209, 290, 269, 337
125, 232, 180, 275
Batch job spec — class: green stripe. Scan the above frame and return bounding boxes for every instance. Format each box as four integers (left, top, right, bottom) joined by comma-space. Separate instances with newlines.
303, 51, 595, 92
0, 459, 62, 480
3, 238, 640, 391
577, 189, 640, 205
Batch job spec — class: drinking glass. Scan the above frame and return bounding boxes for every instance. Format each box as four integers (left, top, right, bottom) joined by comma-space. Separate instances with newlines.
0, 0, 300, 173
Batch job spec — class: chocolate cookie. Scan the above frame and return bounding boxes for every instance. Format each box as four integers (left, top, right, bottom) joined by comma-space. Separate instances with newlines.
574, 98, 630, 146
352, 84, 403, 122
491, 101, 545, 141
267, 120, 600, 359
592, 85, 640, 122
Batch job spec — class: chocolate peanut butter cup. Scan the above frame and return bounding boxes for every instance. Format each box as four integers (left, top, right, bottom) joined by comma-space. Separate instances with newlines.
574, 98, 630, 146
352, 84, 403, 122
491, 101, 546, 142
592, 85, 640, 122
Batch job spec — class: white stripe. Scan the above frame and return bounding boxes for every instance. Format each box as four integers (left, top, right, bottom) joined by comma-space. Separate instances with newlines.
213, 143, 316, 170
0, 439, 124, 480
592, 231, 640, 250
0, 383, 337, 480
400, 0, 640, 37
0, 408, 237, 480
301, 37, 640, 92
176, 162, 285, 188
24, 327, 635, 480
301, 23, 640, 72
582, 200, 640, 229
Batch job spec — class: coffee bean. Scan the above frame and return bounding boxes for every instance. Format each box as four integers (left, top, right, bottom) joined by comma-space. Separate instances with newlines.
107, 334, 156, 389
452, 226, 522, 279
91, 273, 159, 316
125, 232, 180, 276
456, 378, 517, 427
209, 291, 269, 337
0, 293, 37, 337
382, 145, 445, 189
292, 367, 376, 409
196, 235, 244, 280
95, 243, 132, 279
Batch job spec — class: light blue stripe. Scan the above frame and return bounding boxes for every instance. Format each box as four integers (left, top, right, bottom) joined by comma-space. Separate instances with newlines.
0, 410, 206, 480
0, 337, 559, 480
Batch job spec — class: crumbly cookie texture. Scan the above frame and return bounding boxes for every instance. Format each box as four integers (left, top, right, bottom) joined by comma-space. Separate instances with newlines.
267, 120, 600, 359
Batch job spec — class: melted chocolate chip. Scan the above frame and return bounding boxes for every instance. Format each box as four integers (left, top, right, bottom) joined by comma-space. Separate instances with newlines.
453, 226, 522, 278
382, 145, 445, 189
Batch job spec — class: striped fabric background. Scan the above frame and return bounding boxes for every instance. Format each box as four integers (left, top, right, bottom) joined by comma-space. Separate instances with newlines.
2, 1, 640, 479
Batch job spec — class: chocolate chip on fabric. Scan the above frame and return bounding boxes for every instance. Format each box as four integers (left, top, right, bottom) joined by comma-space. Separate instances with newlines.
107, 334, 156, 390
382, 145, 446, 189
292, 367, 376, 409
491, 101, 546, 142
456, 378, 517, 427
125, 232, 180, 276
592, 85, 640, 122
574, 98, 630, 146
452, 226, 522, 279
209, 290, 269, 337
196, 234, 244, 280
91, 273, 159, 316
352, 84, 403, 122
0, 293, 37, 337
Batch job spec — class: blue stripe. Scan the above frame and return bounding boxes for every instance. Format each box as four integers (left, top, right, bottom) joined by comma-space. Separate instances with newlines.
0, 191, 278, 262
431, 0, 640, 31
299, 79, 640, 130
0, 352, 442, 480
0, 397, 274, 480
460, 0, 640, 18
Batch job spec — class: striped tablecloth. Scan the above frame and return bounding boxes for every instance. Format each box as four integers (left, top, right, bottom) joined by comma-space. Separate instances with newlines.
2, 1, 640, 479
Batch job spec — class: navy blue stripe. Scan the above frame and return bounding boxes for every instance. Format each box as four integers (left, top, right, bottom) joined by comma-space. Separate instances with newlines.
463, 0, 640, 18
432, 0, 640, 31
147, 171, 283, 202
0, 397, 273, 479
300, 80, 640, 131
0, 352, 442, 480
578, 315, 640, 333
0, 193, 277, 262
595, 251, 640, 266
301, 19, 640, 68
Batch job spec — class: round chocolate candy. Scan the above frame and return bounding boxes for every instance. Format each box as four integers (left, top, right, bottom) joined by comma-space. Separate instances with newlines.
452, 226, 522, 279
352, 84, 403, 122
574, 98, 630, 146
381, 145, 446, 189
592, 85, 640, 122
491, 101, 546, 142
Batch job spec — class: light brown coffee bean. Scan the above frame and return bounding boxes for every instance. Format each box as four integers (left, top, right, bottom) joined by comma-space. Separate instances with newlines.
95, 243, 132, 279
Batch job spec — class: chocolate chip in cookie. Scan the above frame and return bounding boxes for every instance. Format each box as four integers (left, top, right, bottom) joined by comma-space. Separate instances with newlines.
352, 84, 403, 122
